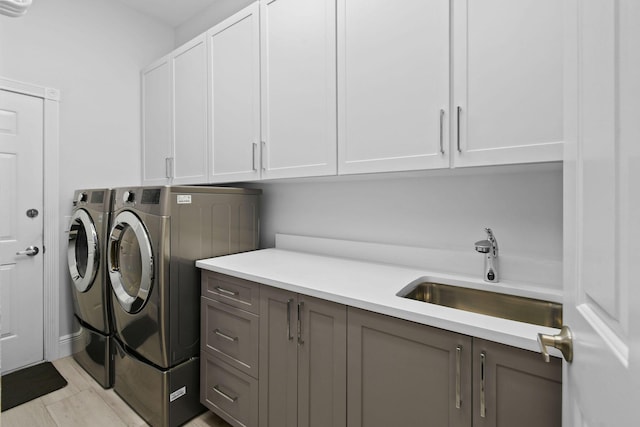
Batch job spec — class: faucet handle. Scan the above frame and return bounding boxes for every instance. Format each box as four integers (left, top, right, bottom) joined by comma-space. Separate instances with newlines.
474, 240, 491, 253
483, 228, 498, 252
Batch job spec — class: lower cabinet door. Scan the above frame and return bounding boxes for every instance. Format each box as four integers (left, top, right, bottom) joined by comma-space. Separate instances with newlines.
259, 286, 347, 427
347, 307, 472, 427
201, 353, 258, 427
472, 338, 562, 427
259, 286, 299, 427
297, 295, 347, 427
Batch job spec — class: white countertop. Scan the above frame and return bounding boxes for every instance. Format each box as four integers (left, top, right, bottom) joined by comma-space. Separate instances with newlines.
196, 248, 562, 357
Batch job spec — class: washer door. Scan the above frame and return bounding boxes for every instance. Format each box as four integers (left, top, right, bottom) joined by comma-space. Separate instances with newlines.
67, 209, 99, 293
108, 211, 154, 314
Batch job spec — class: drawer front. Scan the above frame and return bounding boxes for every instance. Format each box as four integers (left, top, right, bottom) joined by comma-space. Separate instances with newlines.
201, 271, 260, 314
201, 353, 258, 427
201, 298, 259, 378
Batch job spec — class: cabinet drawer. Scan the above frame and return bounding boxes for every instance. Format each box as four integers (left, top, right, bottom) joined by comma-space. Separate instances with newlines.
201, 353, 258, 427
201, 297, 259, 378
202, 271, 260, 314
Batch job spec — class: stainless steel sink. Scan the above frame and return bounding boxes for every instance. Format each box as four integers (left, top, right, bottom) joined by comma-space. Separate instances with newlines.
397, 281, 562, 328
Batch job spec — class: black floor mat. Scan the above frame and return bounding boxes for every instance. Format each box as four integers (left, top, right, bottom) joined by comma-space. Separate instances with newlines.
1, 362, 68, 411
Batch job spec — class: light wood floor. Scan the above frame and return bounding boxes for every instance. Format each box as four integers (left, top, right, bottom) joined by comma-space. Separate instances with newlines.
1, 357, 232, 427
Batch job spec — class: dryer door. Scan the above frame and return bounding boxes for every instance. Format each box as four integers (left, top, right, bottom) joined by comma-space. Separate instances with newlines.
108, 211, 154, 313
68, 209, 99, 292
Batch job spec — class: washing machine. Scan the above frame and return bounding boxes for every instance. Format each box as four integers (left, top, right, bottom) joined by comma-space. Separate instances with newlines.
67, 188, 114, 388
107, 185, 260, 427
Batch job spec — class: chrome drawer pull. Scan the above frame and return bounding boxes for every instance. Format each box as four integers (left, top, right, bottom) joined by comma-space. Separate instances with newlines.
214, 329, 238, 342
456, 106, 462, 153
212, 385, 238, 403
297, 301, 304, 346
455, 345, 462, 409
480, 351, 486, 418
215, 286, 239, 296
439, 109, 445, 155
287, 298, 294, 340
252, 142, 258, 171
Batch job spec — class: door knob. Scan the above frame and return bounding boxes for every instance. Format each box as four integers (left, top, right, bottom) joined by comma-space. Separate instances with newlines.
537, 325, 573, 363
16, 246, 39, 256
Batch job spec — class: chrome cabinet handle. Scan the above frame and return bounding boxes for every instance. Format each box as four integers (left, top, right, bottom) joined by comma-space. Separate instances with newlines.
16, 246, 39, 256
537, 325, 573, 363
212, 385, 238, 403
261, 141, 266, 171
456, 106, 462, 153
297, 301, 304, 346
439, 109, 445, 155
252, 142, 258, 171
480, 351, 486, 418
214, 329, 238, 342
287, 298, 294, 340
215, 286, 238, 297
455, 345, 462, 409
164, 157, 174, 179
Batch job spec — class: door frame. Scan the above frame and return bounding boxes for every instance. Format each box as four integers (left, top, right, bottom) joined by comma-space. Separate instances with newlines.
1, 77, 60, 362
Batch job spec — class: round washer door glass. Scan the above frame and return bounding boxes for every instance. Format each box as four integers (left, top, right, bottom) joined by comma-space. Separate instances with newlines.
108, 211, 154, 313
67, 209, 99, 292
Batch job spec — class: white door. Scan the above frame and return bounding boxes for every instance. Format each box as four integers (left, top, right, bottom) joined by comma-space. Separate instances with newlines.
0, 89, 44, 373
338, 0, 450, 175
562, 0, 640, 424
260, 0, 337, 179
452, 0, 563, 167
208, 3, 261, 183
142, 57, 172, 185
173, 35, 208, 185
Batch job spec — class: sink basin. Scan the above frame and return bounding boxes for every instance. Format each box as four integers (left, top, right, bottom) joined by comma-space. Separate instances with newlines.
397, 281, 562, 328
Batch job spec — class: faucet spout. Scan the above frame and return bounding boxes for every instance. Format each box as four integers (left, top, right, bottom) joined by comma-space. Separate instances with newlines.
475, 228, 499, 282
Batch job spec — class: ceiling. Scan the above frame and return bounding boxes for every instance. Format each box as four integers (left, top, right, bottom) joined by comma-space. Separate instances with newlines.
114, 0, 219, 27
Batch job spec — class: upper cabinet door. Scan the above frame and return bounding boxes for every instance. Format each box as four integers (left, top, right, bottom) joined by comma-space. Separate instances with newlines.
208, 3, 261, 183
142, 57, 172, 185
172, 35, 209, 184
338, 0, 451, 175
260, 0, 337, 179
452, 0, 563, 167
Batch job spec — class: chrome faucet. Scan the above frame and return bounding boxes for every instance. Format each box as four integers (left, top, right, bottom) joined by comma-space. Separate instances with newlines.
475, 228, 499, 283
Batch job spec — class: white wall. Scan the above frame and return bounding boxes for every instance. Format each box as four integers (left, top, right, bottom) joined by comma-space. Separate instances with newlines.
257, 164, 563, 280
174, 0, 254, 47
0, 0, 174, 342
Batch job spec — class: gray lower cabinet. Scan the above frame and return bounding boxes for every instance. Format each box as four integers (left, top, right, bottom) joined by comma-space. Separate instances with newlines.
259, 285, 347, 427
347, 307, 473, 427
201, 271, 260, 427
347, 308, 562, 427
200, 271, 562, 427
473, 338, 561, 427
201, 352, 259, 427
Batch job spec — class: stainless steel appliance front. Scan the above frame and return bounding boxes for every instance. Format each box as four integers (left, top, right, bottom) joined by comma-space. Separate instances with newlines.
108, 185, 260, 427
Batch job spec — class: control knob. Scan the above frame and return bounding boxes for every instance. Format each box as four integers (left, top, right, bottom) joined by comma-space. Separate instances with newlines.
123, 191, 135, 204
76, 192, 88, 204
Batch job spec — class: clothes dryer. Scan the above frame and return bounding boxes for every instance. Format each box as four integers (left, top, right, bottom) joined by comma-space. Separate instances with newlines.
107, 185, 260, 427
67, 188, 114, 388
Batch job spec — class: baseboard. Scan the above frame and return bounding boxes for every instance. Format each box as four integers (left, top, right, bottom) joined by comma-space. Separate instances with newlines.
57, 330, 82, 360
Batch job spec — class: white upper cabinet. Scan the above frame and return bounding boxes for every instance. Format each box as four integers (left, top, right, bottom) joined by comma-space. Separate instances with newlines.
452, 0, 563, 167
142, 57, 172, 185
338, 0, 451, 175
142, 0, 565, 184
142, 35, 208, 185
208, 4, 261, 183
172, 35, 208, 184
260, 0, 337, 179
